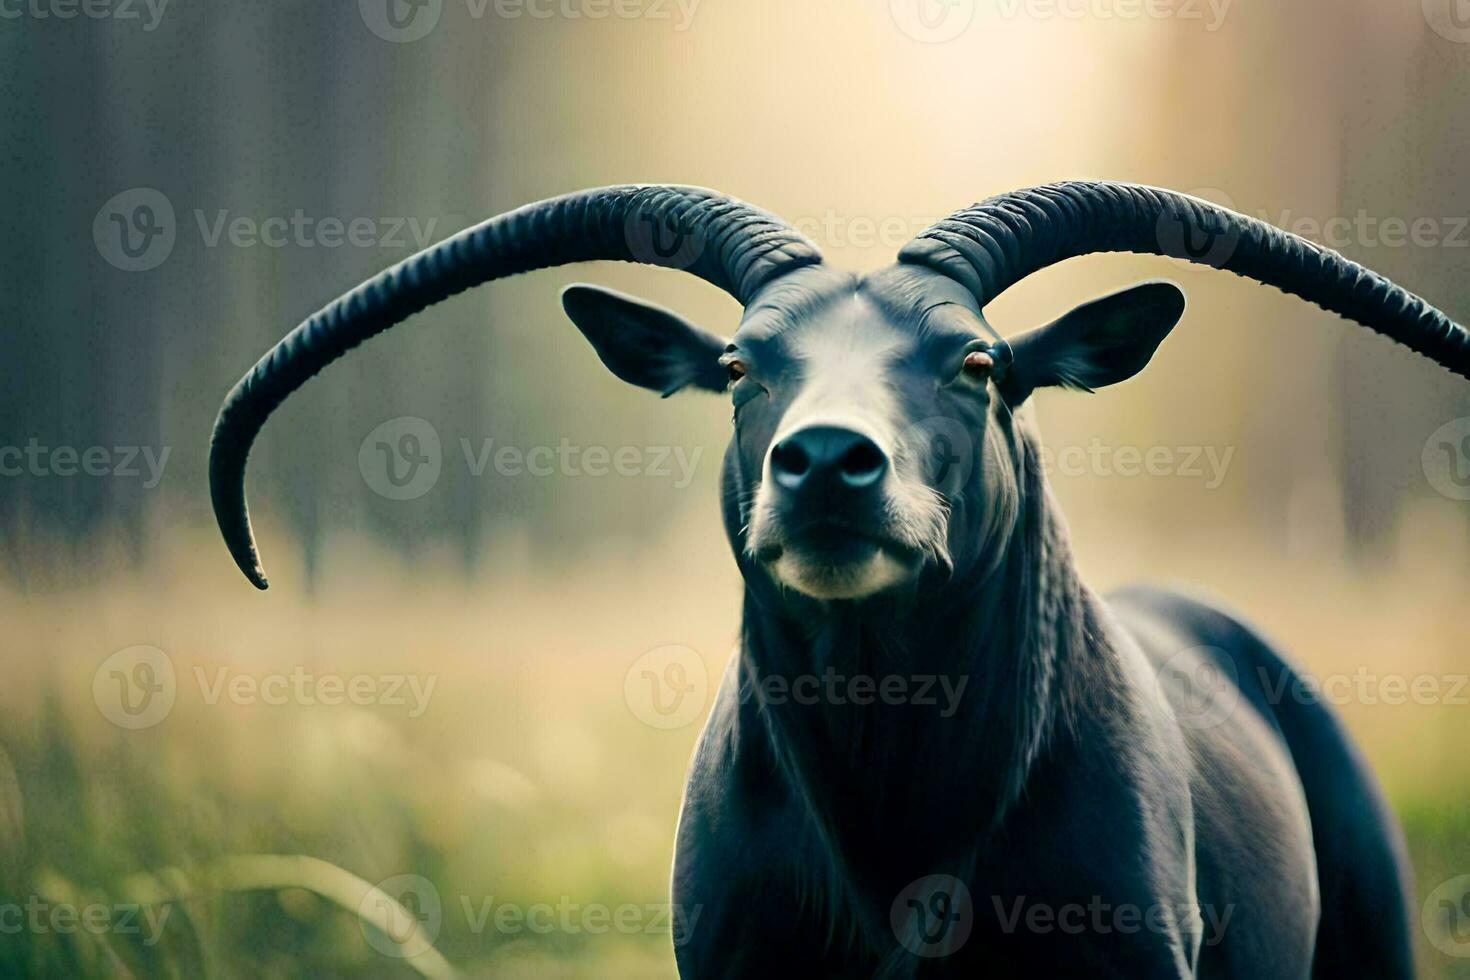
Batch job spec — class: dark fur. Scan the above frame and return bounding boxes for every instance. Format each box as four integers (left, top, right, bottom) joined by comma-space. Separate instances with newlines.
671, 414, 1413, 977
207, 181, 1439, 975
566, 266, 1415, 978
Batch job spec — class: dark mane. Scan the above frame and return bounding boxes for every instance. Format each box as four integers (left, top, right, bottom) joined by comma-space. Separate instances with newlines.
723, 412, 1106, 962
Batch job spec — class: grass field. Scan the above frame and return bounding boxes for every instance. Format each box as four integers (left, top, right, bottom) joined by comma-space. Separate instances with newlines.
1, 515, 1468, 977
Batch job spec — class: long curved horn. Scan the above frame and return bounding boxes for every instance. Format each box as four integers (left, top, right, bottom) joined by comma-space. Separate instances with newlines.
210, 185, 821, 589
898, 180, 1470, 378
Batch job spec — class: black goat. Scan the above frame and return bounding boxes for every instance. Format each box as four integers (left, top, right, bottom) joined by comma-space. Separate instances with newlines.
211, 181, 1462, 977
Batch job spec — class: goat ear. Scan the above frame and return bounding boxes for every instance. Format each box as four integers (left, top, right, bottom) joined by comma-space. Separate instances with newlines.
997, 279, 1185, 406
562, 284, 731, 397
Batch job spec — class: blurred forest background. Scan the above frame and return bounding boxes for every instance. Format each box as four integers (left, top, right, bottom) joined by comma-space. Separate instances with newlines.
2, 0, 1470, 976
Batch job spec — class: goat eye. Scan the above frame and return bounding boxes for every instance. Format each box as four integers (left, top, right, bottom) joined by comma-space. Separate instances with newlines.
962, 350, 994, 378
727, 359, 747, 383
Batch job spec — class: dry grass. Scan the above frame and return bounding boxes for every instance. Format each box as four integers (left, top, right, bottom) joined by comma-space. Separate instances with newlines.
1, 513, 1467, 976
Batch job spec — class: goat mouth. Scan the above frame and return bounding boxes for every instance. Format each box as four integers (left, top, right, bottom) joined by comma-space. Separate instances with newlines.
754, 521, 922, 599
755, 519, 908, 561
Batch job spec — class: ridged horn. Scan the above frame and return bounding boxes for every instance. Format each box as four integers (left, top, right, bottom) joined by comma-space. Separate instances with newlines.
899, 180, 1470, 378
210, 185, 821, 589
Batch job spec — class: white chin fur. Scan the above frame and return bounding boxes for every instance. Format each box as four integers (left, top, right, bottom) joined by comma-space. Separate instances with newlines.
769, 549, 912, 600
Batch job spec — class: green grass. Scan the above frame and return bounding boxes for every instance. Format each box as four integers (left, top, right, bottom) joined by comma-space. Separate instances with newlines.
2, 522, 1469, 977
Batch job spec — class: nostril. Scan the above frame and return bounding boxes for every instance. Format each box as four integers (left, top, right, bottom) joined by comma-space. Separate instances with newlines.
771, 440, 811, 487
771, 426, 887, 493
839, 440, 886, 487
